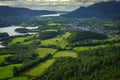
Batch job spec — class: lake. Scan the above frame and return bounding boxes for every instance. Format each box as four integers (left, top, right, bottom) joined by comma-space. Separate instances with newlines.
0, 42, 5, 48
0, 26, 38, 36
39, 14, 61, 17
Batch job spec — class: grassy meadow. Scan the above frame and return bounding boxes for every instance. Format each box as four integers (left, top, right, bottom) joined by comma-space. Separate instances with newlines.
73, 44, 108, 52
9, 76, 28, 80
36, 48, 57, 58
42, 29, 58, 32
47, 22, 62, 27
0, 55, 11, 64
8, 35, 34, 45
0, 64, 22, 79
41, 32, 71, 48
25, 59, 54, 76
54, 51, 77, 58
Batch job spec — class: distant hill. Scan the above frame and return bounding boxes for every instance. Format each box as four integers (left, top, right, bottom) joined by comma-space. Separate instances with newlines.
63, 1, 120, 19
0, 6, 56, 17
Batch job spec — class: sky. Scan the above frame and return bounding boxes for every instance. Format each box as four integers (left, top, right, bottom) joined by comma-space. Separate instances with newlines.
0, 0, 119, 11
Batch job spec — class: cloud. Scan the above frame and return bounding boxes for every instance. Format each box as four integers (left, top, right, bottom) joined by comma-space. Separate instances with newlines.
0, 0, 18, 1
0, 0, 119, 11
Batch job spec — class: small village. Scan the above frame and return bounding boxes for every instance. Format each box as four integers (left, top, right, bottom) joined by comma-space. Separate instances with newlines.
66, 22, 119, 37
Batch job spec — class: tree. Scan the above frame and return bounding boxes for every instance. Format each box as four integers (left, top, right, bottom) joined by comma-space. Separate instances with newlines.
13, 66, 19, 76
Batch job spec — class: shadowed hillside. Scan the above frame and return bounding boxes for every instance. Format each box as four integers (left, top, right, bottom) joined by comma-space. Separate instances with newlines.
0, 6, 56, 17
63, 1, 120, 19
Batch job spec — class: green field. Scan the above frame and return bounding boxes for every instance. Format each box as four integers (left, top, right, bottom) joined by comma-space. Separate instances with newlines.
106, 35, 118, 41
36, 48, 57, 58
26, 59, 54, 76
8, 35, 34, 45
115, 43, 120, 47
0, 55, 11, 64
0, 64, 22, 79
42, 29, 58, 32
41, 32, 71, 48
73, 45, 108, 52
54, 51, 77, 58
47, 22, 62, 27
9, 76, 28, 80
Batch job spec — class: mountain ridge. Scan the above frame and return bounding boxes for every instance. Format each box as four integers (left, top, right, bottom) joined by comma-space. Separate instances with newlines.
63, 1, 120, 19
0, 6, 56, 17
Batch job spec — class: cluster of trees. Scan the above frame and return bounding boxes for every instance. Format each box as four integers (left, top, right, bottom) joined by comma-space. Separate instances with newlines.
5, 43, 38, 63
15, 28, 31, 33
2, 35, 37, 48
0, 62, 8, 67
20, 18, 48, 27
70, 39, 120, 47
39, 44, 61, 51
0, 17, 49, 28
0, 32, 9, 39
0, 17, 31, 27
67, 31, 107, 43
39, 30, 61, 40
114, 20, 120, 30
36, 45, 120, 80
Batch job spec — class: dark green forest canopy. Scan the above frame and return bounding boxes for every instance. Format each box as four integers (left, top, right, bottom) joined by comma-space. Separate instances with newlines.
36, 45, 120, 80
67, 31, 108, 43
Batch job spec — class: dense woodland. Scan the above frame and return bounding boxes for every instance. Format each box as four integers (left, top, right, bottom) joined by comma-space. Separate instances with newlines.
67, 31, 108, 43
37, 45, 120, 80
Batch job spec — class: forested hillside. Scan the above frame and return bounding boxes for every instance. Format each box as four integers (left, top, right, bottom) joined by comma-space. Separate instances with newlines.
37, 45, 120, 80
0, 6, 55, 17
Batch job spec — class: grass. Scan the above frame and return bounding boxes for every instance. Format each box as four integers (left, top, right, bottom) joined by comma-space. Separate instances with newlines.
115, 43, 120, 47
73, 45, 108, 52
0, 64, 22, 79
9, 76, 28, 80
26, 59, 54, 76
54, 51, 77, 58
106, 35, 118, 41
36, 48, 57, 58
8, 35, 34, 45
42, 29, 58, 32
41, 32, 71, 48
47, 22, 62, 27
0, 55, 11, 64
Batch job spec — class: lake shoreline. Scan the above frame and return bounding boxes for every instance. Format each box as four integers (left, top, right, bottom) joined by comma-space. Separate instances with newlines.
0, 26, 38, 36
0, 26, 38, 48
0, 42, 5, 48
